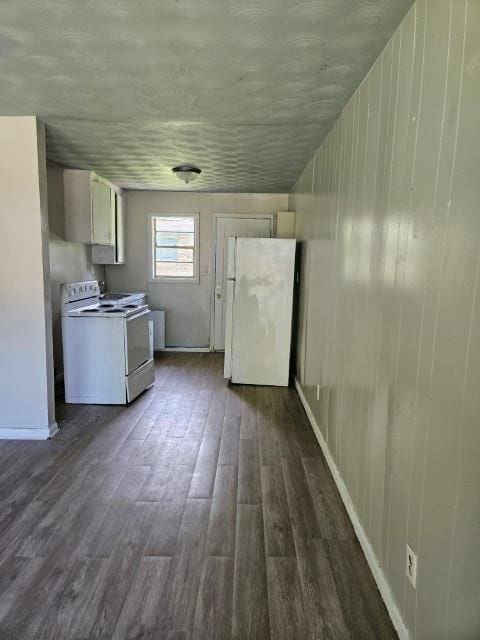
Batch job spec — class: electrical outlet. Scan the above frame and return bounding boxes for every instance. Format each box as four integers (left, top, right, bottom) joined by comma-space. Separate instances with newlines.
406, 544, 417, 589
316, 384, 320, 401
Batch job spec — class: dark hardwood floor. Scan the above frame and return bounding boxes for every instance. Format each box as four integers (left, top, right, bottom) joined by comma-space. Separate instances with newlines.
0, 352, 397, 639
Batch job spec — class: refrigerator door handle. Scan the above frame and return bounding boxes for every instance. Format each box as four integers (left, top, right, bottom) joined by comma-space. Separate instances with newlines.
224, 236, 237, 381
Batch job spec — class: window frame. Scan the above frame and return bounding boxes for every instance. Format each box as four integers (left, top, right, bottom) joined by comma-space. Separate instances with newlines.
148, 213, 200, 284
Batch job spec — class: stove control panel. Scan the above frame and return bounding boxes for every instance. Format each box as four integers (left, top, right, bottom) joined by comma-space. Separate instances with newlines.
61, 280, 100, 304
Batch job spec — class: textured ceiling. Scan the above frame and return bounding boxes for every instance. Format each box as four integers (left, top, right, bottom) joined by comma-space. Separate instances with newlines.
0, 0, 412, 192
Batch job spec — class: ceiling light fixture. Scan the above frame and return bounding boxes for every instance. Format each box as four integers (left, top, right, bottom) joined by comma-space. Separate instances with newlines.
172, 164, 201, 184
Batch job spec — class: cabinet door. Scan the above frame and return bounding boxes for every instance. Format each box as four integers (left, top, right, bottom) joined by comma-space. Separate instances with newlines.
91, 178, 113, 245
115, 192, 125, 263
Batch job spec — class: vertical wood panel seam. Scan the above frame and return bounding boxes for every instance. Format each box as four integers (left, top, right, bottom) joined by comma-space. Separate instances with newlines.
402, 0, 428, 615
414, 0, 458, 634
431, 2, 469, 633
383, 25, 403, 571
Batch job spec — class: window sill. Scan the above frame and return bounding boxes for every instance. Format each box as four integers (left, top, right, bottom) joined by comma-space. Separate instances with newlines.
149, 277, 200, 285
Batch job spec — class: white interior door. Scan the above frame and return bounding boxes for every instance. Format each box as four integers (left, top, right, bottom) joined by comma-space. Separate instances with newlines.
213, 216, 272, 350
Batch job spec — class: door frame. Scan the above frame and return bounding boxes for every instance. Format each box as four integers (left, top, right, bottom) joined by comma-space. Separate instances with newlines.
209, 213, 276, 352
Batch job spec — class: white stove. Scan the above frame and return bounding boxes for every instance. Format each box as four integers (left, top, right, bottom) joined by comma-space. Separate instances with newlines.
61, 280, 154, 405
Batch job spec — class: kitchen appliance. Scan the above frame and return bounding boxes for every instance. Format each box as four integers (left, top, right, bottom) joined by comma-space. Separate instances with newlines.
224, 237, 296, 386
99, 291, 146, 305
61, 281, 154, 404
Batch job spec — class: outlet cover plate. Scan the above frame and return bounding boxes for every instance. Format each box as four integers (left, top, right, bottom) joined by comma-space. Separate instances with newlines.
406, 544, 417, 589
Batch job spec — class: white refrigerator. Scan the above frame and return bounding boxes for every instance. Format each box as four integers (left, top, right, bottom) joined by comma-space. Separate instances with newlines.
224, 237, 296, 386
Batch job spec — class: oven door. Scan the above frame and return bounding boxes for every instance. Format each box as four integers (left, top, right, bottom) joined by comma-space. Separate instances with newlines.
125, 309, 151, 375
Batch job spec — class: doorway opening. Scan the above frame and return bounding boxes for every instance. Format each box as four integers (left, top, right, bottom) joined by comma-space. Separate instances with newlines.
211, 215, 273, 351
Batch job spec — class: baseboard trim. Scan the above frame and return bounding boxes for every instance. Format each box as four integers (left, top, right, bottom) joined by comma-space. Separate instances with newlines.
162, 347, 211, 352
0, 422, 59, 441
294, 378, 410, 640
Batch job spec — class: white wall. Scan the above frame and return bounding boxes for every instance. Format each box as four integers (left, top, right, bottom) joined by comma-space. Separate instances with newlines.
47, 163, 105, 376
106, 191, 288, 347
0, 117, 57, 439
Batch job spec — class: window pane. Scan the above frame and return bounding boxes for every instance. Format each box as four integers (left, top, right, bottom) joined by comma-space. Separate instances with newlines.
155, 231, 194, 248
155, 247, 193, 262
152, 215, 196, 279
155, 216, 194, 233
155, 261, 194, 277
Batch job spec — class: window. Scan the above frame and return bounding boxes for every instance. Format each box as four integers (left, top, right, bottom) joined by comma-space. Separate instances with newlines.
150, 214, 199, 282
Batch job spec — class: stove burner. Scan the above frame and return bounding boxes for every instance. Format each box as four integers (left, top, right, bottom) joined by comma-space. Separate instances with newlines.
105, 309, 122, 313
83, 309, 99, 313
99, 303, 115, 308
122, 304, 138, 309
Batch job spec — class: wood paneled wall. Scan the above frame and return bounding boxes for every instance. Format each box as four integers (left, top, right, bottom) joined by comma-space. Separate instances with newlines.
290, 1, 480, 637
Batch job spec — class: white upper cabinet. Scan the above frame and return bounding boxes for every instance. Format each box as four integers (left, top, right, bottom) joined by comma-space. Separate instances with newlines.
63, 169, 117, 246
114, 191, 125, 264
91, 176, 113, 245
91, 191, 126, 265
